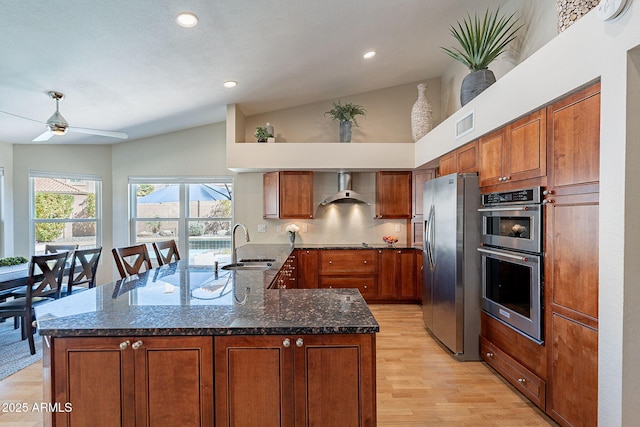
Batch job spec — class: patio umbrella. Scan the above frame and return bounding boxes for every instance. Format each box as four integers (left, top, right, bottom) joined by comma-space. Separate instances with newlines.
137, 183, 231, 216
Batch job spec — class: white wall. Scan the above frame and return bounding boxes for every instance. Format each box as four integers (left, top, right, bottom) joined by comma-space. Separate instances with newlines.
440, 0, 558, 118
415, 5, 640, 425
0, 141, 14, 257
12, 144, 113, 282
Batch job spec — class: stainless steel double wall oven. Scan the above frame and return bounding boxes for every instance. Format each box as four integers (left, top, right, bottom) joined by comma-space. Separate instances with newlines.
477, 187, 544, 342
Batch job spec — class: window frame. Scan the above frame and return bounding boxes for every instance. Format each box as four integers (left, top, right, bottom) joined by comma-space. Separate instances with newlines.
129, 176, 235, 264
29, 171, 102, 255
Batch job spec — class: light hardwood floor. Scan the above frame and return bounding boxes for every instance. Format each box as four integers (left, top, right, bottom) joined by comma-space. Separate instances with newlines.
0, 304, 556, 426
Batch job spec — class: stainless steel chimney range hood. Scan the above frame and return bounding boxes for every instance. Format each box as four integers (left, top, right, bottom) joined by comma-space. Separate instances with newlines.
320, 172, 371, 205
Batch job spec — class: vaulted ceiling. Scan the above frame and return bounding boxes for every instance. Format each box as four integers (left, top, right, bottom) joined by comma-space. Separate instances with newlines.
1, 0, 521, 145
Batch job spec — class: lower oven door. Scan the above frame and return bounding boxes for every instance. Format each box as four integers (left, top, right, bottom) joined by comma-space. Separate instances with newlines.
478, 246, 543, 343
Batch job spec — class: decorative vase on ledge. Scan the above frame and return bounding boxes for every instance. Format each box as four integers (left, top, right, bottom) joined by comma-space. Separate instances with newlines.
339, 120, 352, 143
460, 69, 496, 106
411, 83, 433, 142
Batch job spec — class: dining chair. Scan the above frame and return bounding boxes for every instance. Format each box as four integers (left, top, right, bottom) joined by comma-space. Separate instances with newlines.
112, 244, 153, 279
45, 244, 79, 254
0, 252, 68, 355
62, 247, 102, 296
152, 240, 180, 266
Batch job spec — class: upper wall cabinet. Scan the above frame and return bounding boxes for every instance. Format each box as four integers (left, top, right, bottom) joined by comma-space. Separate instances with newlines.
263, 171, 314, 219
438, 140, 478, 177
478, 109, 547, 188
546, 82, 600, 196
375, 171, 412, 219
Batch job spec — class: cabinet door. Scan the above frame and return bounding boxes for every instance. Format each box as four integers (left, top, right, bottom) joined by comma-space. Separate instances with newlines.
478, 127, 507, 187
546, 192, 599, 322
375, 171, 412, 219
263, 171, 280, 219
438, 152, 457, 176
412, 169, 435, 218
506, 110, 546, 182
280, 171, 314, 219
547, 83, 600, 195
548, 315, 598, 426
215, 336, 294, 427
52, 337, 136, 427
297, 249, 318, 288
133, 336, 214, 427
378, 250, 417, 300
456, 140, 479, 173
293, 334, 376, 427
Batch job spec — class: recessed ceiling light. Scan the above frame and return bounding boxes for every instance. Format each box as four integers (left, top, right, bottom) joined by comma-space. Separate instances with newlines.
223, 81, 238, 89
176, 12, 198, 28
363, 51, 376, 59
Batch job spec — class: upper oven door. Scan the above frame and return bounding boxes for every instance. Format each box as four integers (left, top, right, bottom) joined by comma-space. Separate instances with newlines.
478, 204, 542, 253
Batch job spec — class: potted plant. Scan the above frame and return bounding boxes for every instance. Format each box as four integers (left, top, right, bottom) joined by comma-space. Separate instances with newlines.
441, 7, 522, 106
324, 101, 367, 142
254, 126, 272, 143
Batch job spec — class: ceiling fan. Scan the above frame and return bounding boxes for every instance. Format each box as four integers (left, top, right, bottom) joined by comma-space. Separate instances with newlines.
0, 91, 128, 142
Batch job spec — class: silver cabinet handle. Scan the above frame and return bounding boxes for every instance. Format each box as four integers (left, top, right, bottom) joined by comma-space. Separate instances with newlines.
485, 352, 493, 358
518, 378, 526, 384
120, 340, 130, 350
132, 340, 143, 350
542, 199, 553, 205
363, 285, 368, 289
296, 338, 304, 347
329, 260, 333, 264
363, 260, 367, 264
283, 338, 291, 348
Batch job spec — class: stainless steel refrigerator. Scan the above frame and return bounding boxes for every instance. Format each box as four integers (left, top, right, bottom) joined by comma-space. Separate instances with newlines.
422, 173, 481, 361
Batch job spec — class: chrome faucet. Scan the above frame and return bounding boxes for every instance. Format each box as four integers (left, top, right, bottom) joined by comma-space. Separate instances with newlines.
231, 223, 250, 264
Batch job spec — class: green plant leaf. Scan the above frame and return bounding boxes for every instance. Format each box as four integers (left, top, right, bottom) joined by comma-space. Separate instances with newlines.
440, 7, 522, 71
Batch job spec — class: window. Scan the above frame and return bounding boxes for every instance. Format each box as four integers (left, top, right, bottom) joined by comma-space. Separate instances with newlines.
30, 172, 102, 254
129, 177, 233, 266
0, 167, 4, 257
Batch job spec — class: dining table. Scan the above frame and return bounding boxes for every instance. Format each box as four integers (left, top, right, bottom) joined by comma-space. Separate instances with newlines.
0, 263, 32, 293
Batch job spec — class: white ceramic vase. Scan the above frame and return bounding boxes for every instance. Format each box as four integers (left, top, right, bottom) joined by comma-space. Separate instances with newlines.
411, 83, 433, 142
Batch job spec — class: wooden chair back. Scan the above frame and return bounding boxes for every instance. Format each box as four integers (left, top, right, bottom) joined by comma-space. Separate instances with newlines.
67, 247, 102, 295
45, 244, 79, 254
28, 252, 69, 302
153, 240, 180, 266
112, 244, 153, 279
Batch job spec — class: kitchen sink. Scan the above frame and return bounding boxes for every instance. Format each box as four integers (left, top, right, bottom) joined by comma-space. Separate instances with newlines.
222, 261, 273, 271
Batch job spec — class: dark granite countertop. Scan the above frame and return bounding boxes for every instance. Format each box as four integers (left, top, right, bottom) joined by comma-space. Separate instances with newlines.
35, 244, 379, 338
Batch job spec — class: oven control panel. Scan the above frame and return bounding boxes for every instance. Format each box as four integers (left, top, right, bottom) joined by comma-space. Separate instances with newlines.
482, 187, 542, 206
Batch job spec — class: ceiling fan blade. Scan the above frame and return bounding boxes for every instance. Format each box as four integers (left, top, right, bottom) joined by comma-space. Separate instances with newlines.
68, 126, 128, 140
0, 110, 45, 124
33, 130, 54, 142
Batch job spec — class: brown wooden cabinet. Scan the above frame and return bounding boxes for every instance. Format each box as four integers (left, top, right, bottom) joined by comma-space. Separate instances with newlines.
49, 336, 214, 426
318, 250, 378, 300
296, 249, 318, 288
411, 168, 435, 247
478, 109, 546, 187
378, 249, 418, 302
375, 171, 411, 219
544, 82, 600, 426
214, 334, 376, 427
438, 140, 479, 177
546, 82, 600, 195
263, 171, 314, 219
273, 252, 298, 289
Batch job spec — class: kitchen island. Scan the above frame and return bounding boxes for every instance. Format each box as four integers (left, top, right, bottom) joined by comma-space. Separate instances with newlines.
36, 244, 378, 427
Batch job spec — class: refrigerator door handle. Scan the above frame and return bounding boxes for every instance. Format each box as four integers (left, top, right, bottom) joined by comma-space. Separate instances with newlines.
426, 205, 436, 270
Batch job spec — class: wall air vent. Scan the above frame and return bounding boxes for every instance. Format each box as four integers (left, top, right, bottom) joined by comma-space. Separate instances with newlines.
455, 109, 474, 139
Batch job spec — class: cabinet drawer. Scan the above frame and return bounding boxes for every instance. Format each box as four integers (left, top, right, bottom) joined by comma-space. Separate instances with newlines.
319, 275, 377, 299
480, 336, 546, 410
319, 250, 377, 274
